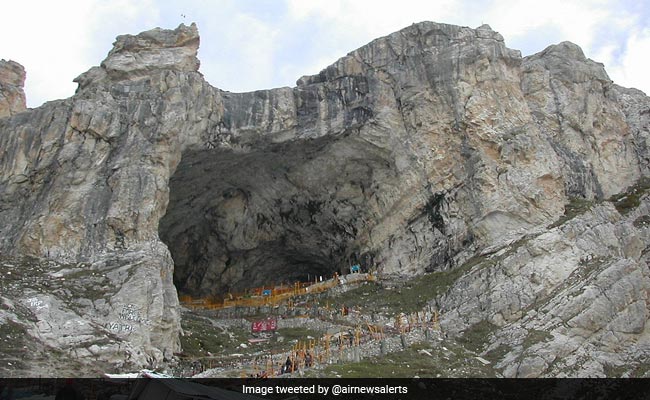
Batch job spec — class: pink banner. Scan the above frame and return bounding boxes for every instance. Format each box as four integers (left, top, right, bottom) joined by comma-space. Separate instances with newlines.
251, 318, 277, 332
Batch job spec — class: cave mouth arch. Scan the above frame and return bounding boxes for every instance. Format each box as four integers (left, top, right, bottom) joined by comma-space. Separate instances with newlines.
158, 134, 391, 299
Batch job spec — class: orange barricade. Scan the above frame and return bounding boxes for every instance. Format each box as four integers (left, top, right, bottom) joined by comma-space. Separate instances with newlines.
180, 273, 375, 311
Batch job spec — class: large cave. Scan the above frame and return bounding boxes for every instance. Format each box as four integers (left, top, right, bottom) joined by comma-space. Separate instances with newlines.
159, 131, 396, 298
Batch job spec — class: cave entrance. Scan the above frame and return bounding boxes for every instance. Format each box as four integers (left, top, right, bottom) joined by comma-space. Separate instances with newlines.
158, 135, 382, 299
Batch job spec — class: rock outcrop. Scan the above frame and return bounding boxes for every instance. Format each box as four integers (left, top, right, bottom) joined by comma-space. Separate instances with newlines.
437, 188, 650, 377
0, 21, 649, 376
0, 59, 26, 118
0, 24, 207, 374
161, 22, 569, 296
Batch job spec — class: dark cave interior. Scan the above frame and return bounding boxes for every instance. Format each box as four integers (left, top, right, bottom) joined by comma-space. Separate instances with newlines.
158, 134, 395, 298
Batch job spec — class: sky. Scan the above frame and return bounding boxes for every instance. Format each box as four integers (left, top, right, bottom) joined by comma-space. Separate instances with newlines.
1, 0, 648, 108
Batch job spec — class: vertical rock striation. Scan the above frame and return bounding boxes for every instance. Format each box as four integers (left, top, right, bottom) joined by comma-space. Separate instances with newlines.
0, 21, 649, 375
161, 22, 647, 297
0, 23, 211, 373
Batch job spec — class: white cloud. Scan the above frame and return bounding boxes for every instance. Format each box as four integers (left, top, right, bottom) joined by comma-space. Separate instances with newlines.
182, 2, 283, 92
481, 0, 613, 50
592, 43, 618, 69
604, 28, 650, 95
286, 0, 460, 45
218, 13, 280, 91
0, 0, 160, 107
278, 0, 464, 87
283, 0, 650, 94
1, 0, 648, 105
278, 53, 342, 85
1, 1, 96, 107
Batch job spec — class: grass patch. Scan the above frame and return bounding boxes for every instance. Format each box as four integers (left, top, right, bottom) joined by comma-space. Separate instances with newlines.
610, 177, 650, 215
275, 327, 321, 342
483, 344, 510, 364
179, 312, 323, 365
457, 320, 498, 353
320, 262, 478, 315
628, 360, 650, 378
522, 329, 553, 349
603, 363, 629, 377
549, 197, 594, 228
318, 341, 497, 378
0, 319, 29, 373
633, 215, 650, 228
179, 313, 248, 358
0, 319, 28, 357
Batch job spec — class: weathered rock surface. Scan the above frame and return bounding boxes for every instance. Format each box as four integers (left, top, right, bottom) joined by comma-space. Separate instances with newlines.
437, 186, 650, 376
161, 22, 569, 295
0, 21, 649, 376
160, 22, 648, 299
0, 59, 26, 118
521, 42, 643, 198
0, 24, 206, 374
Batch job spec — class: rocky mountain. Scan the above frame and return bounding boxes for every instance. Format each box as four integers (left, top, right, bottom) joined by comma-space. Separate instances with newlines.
0, 60, 26, 118
0, 21, 649, 377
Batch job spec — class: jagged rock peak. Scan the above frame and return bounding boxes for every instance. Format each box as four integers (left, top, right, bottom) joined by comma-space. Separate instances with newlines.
0, 59, 26, 118
297, 21, 513, 86
75, 23, 200, 88
109, 22, 199, 53
104, 22, 200, 74
523, 40, 611, 84
0, 59, 25, 86
540, 41, 589, 60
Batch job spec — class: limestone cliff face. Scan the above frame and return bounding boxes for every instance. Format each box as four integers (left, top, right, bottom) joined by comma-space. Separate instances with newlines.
0, 24, 209, 373
161, 22, 648, 297
162, 23, 567, 295
0, 59, 26, 118
0, 21, 649, 375
437, 193, 650, 377
522, 42, 644, 198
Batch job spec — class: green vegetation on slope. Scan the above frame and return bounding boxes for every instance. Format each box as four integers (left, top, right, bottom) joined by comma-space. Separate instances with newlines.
610, 177, 650, 215
319, 262, 477, 315
314, 341, 497, 378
